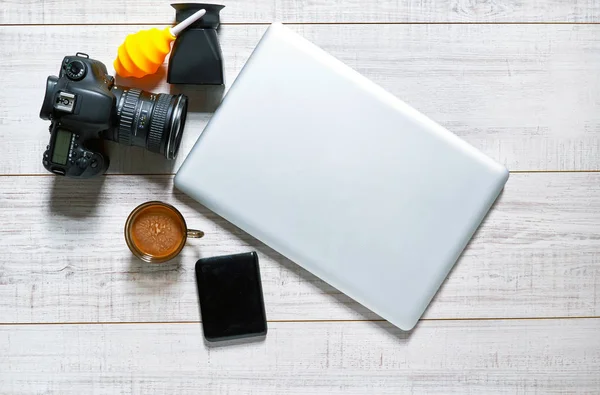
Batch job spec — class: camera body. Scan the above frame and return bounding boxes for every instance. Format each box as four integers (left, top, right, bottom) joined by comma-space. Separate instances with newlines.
40, 53, 188, 178
40, 53, 114, 177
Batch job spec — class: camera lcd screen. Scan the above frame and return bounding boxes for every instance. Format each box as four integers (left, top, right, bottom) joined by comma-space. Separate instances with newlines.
52, 129, 72, 165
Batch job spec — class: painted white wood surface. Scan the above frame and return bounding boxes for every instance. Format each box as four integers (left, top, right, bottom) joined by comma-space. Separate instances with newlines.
1, 172, 599, 323
2, 1, 600, 392
1, 0, 598, 24
1, 24, 600, 174
2, 320, 600, 394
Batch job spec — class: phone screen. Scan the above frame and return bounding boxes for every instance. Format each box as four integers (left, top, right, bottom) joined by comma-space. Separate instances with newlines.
195, 252, 267, 342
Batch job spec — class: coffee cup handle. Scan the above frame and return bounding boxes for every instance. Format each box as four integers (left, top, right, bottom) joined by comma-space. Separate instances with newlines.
187, 229, 205, 238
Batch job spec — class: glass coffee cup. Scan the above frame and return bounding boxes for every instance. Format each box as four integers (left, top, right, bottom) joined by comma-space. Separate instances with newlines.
125, 201, 204, 263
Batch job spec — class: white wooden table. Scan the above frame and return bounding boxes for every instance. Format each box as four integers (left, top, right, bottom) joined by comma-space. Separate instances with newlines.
2, 1, 600, 393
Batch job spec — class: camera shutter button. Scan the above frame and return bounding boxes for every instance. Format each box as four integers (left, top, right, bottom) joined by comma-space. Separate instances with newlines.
106, 75, 115, 88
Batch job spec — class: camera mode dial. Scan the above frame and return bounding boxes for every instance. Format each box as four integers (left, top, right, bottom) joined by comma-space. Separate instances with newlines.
64, 59, 87, 81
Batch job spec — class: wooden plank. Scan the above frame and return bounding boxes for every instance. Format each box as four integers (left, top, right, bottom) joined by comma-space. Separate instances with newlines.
1, 172, 599, 323
1, 0, 599, 24
1, 24, 600, 174
1, 319, 600, 394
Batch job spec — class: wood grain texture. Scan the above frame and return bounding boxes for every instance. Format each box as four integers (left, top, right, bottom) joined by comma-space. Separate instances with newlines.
2, 319, 600, 394
1, 0, 599, 24
1, 24, 600, 174
1, 172, 599, 324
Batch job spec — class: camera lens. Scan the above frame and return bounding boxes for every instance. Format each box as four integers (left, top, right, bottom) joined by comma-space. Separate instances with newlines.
114, 88, 188, 160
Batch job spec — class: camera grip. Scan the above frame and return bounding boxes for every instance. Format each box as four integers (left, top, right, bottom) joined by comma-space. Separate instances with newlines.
77, 151, 108, 178
43, 126, 109, 178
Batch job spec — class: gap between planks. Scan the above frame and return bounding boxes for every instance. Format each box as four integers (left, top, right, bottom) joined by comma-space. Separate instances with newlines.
2, 22, 600, 27
1, 316, 599, 326
3, 170, 600, 177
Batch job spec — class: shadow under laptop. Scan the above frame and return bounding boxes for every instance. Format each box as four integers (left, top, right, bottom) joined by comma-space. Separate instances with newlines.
254, 244, 417, 341
416, 187, 507, 331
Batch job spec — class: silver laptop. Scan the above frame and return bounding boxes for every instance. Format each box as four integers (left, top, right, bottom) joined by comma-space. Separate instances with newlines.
175, 23, 508, 330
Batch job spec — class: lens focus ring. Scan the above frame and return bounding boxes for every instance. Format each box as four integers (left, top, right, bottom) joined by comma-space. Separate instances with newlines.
117, 88, 141, 146
147, 94, 171, 154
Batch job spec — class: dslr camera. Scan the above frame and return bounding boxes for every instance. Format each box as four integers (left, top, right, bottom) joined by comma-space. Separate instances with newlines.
40, 53, 188, 178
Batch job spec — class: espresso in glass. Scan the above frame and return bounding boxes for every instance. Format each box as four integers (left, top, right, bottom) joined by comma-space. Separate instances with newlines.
125, 201, 204, 263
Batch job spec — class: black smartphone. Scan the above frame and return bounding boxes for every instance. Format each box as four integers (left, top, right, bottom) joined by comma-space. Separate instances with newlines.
195, 251, 267, 342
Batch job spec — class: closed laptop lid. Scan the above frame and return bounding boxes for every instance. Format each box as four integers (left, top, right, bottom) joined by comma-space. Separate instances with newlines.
175, 23, 509, 330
